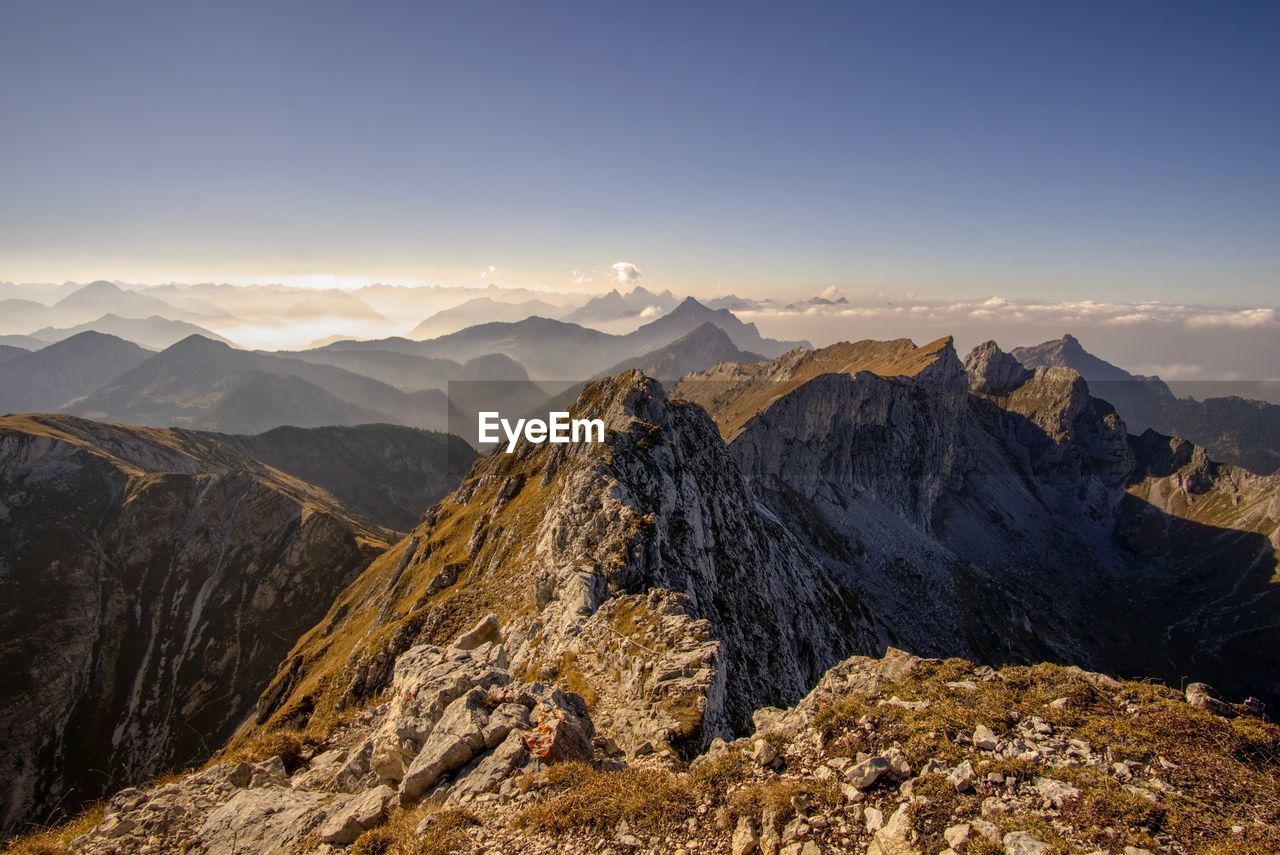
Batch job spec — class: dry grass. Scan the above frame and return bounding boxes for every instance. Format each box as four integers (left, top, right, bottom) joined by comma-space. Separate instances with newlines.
555, 651, 598, 709
728, 778, 841, 828
812, 657, 1280, 854
350, 806, 478, 855
2, 804, 103, 855
688, 750, 749, 800
512, 766, 695, 834
905, 774, 980, 852
211, 727, 311, 772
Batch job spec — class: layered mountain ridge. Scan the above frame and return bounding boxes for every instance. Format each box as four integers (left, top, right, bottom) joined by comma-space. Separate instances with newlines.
0, 415, 398, 833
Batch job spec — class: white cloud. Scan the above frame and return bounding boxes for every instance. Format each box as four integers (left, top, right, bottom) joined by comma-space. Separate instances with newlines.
1133, 362, 1210, 380
612, 261, 643, 285
1184, 307, 1279, 329
479, 265, 498, 280
739, 296, 1280, 333
572, 269, 594, 285
818, 285, 845, 301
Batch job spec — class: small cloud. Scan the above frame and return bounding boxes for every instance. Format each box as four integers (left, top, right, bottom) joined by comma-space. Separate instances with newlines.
479, 265, 498, 280
1133, 362, 1210, 380
612, 261, 643, 285
572, 269, 594, 285
638, 305, 661, 319
818, 285, 845, 301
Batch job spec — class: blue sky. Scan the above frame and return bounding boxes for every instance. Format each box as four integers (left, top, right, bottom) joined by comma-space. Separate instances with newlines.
2, 1, 1277, 303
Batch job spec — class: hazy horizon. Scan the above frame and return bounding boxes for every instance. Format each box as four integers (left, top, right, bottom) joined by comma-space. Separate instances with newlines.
4, 2, 1279, 304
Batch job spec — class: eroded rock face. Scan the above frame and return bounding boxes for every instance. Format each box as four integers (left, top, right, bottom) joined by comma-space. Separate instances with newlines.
0, 415, 389, 835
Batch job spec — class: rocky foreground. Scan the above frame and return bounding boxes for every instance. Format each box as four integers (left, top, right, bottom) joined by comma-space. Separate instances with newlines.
11, 619, 1277, 855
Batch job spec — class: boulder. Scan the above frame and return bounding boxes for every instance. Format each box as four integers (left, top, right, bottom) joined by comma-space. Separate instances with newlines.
400, 689, 491, 800
867, 803, 921, 855
846, 755, 890, 790
455, 613, 502, 650
731, 815, 759, 855
318, 785, 396, 845
522, 690, 594, 763
1003, 831, 1053, 855
448, 729, 532, 802
197, 788, 335, 854
972, 724, 999, 751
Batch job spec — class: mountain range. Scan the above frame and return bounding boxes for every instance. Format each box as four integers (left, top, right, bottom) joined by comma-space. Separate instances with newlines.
323, 297, 807, 380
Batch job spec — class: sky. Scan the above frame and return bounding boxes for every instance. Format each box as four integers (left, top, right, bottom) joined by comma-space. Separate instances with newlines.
1, 1, 1278, 304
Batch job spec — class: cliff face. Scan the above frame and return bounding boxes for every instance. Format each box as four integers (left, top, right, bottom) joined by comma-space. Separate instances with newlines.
0, 415, 390, 834
680, 338, 1278, 705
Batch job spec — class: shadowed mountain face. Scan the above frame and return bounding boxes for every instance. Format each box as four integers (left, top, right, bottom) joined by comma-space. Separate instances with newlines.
319, 298, 807, 380
0, 332, 150, 413
1013, 335, 1280, 475
678, 339, 1278, 704
0, 345, 28, 364
0, 415, 392, 834
222, 424, 478, 532
69, 335, 458, 434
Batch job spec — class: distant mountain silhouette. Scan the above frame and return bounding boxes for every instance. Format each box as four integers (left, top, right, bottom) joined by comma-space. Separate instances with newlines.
285, 347, 529, 392
286, 289, 388, 322
52, 281, 211, 325
0, 332, 150, 413
0, 299, 49, 334
30, 314, 236, 350
1013, 334, 1280, 474
561, 286, 680, 325
409, 297, 564, 339
0, 345, 28, 364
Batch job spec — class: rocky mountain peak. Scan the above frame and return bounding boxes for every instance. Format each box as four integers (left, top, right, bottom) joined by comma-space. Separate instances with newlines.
251, 369, 873, 761
963, 340, 1032, 395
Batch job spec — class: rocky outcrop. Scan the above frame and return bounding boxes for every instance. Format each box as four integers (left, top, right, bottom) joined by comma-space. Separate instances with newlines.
0, 415, 390, 835
68, 619, 597, 854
